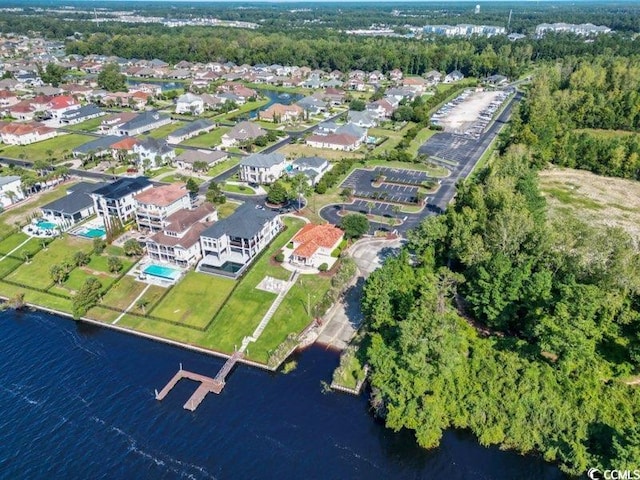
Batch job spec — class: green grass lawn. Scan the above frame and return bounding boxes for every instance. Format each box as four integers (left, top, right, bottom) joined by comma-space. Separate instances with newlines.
218, 98, 270, 121
0, 232, 29, 254
145, 121, 187, 140
250, 273, 332, 363
222, 183, 256, 195
151, 271, 236, 329
207, 158, 239, 178
65, 117, 105, 133
148, 166, 176, 178
200, 217, 305, 353
407, 127, 436, 157
0, 134, 94, 163
216, 201, 240, 219
0, 280, 73, 313
161, 174, 204, 185
0, 239, 44, 279
100, 275, 148, 311
181, 127, 230, 148
7, 235, 92, 289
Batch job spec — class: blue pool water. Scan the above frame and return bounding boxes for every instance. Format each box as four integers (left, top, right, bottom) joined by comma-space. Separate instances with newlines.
36, 220, 57, 230
78, 227, 106, 239
144, 264, 182, 280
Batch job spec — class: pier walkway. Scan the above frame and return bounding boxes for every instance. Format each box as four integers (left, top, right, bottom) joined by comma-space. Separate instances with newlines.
156, 352, 245, 410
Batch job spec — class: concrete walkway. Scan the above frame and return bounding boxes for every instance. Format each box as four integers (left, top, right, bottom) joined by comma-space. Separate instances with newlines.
112, 284, 151, 325
0, 237, 33, 263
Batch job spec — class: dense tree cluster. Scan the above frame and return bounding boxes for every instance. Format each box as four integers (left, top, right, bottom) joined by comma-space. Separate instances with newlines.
505, 56, 640, 179
362, 148, 640, 475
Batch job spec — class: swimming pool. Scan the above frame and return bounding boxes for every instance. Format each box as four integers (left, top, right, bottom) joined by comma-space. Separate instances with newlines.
36, 220, 57, 230
77, 227, 106, 239
143, 264, 182, 281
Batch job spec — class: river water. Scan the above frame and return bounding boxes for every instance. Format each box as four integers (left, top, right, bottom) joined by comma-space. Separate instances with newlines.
0, 309, 567, 479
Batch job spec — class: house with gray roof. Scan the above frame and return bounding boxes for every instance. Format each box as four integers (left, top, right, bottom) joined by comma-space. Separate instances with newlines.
221, 121, 266, 147
167, 119, 215, 144
90, 177, 153, 225
239, 152, 287, 184
72, 135, 123, 158
117, 110, 172, 136
296, 96, 327, 115
59, 104, 105, 126
290, 156, 330, 185
175, 150, 228, 170
347, 110, 378, 128
133, 137, 175, 169
40, 181, 106, 228
198, 202, 283, 278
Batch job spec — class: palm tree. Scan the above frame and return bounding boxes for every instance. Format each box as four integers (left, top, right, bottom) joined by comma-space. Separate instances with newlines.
392, 205, 401, 224
366, 201, 374, 216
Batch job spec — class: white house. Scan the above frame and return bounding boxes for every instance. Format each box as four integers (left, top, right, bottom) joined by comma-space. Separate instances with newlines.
175, 93, 204, 115
0, 122, 57, 146
198, 203, 283, 277
90, 177, 153, 226
445, 70, 465, 83
238, 152, 287, 184
290, 156, 330, 185
0, 175, 24, 207
133, 137, 176, 169
40, 182, 106, 228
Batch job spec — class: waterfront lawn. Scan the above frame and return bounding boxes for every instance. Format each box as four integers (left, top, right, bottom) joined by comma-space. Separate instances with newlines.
86, 306, 120, 323
201, 217, 304, 353
181, 127, 229, 148
250, 273, 332, 363
0, 257, 24, 279
207, 158, 239, 178
7, 235, 92, 289
0, 280, 73, 313
0, 181, 78, 231
0, 134, 93, 163
130, 285, 167, 315
100, 275, 148, 311
151, 271, 235, 329
0, 232, 29, 254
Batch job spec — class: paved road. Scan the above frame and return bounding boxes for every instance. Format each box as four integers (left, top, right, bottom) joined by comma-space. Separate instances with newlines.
316, 238, 404, 349
319, 92, 521, 235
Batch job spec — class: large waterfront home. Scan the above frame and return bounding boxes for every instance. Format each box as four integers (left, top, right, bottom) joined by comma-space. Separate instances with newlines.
133, 183, 191, 232
145, 203, 217, 267
198, 202, 282, 277
40, 182, 106, 229
238, 152, 287, 184
90, 176, 153, 226
221, 121, 266, 147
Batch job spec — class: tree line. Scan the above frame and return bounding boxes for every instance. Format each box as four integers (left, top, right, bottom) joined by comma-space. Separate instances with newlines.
361, 147, 640, 475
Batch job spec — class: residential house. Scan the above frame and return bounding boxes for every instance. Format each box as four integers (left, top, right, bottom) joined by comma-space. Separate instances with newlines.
133, 137, 176, 169
389, 69, 403, 82
198, 202, 283, 277
116, 111, 172, 136
134, 183, 191, 232
366, 99, 395, 119
424, 70, 443, 86
306, 123, 366, 151
90, 176, 153, 225
486, 74, 508, 86
175, 93, 204, 115
40, 181, 106, 228
239, 152, 287, 184
166, 119, 215, 144
347, 110, 378, 128
0, 121, 57, 145
175, 150, 228, 171
58, 104, 104, 126
297, 96, 327, 115
146, 204, 217, 267
47, 95, 79, 119
72, 135, 123, 159
402, 77, 427, 95
289, 223, 343, 268
444, 70, 465, 83
260, 103, 303, 123
98, 112, 138, 134
221, 121, 266, 147
9, 101, 36, 121
290, 156, 330, 185
317, 88, 346, 106
0, 175, 24, 207
0, 90, 19, 110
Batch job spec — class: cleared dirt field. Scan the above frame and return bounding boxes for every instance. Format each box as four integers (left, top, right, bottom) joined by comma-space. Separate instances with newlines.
437, 91, 503, 132
539, 167, 640, 242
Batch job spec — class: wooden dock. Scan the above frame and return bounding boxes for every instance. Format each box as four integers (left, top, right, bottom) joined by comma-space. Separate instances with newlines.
155, 353, 245, 411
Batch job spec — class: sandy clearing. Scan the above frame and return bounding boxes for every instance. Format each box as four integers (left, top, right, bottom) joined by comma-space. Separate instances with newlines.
437, 91, 504, 132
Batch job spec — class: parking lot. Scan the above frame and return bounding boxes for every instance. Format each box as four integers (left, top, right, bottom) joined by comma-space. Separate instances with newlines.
340, 167, 426, 204
431, 89, 512, 138
376, 167, 432, 185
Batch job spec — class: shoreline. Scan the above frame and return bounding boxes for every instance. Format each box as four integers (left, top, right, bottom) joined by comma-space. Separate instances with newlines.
2, 298, 277, 373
